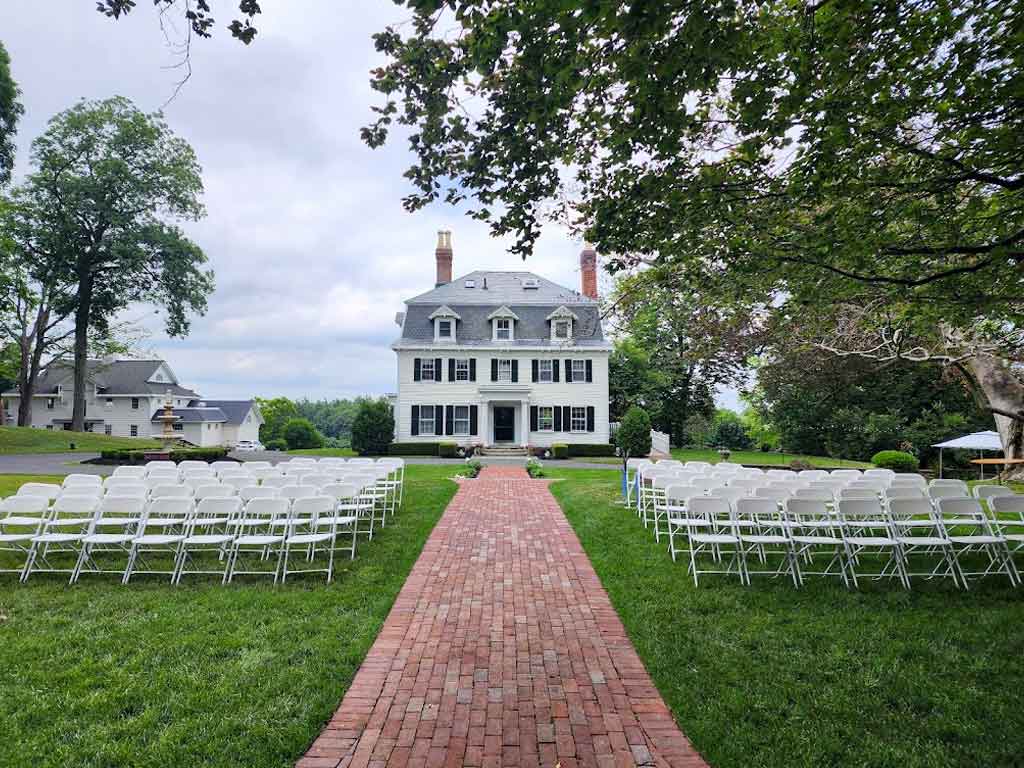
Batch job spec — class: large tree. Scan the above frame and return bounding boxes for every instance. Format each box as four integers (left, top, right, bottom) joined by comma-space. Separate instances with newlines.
6, 97, 214, 430
0, 40, 24, 186
364, 1, 1024, 460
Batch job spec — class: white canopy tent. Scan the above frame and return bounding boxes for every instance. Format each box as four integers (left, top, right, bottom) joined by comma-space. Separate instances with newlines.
932, 430, 1003, 478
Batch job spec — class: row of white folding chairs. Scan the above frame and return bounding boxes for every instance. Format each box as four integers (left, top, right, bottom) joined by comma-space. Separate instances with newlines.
663, 494, 1021, 590
1, 494, 367, 584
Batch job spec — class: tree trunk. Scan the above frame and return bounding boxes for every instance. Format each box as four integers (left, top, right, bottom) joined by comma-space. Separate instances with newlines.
16, 335, 34, 427
70, 269, 93, 433
964, 355, 1024, 478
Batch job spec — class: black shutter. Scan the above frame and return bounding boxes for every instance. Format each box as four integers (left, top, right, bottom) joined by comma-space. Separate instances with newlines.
532, 360, 538, 383
411, 405, 420, 436
413, 358, 421, 381
491, 359, 498, 382
553, 360, 560, 382
563, 406, 572, 431
565, 359, 573, 383
470, 405, 478, 436
435, 358, 443, 382
435, 405, 444, 436
553, 406, 562, 431
445, 405, 454, 436
530, 406, 538, 432
511, 360, 519, 382
469, 358, 476, 382
586, 359, 593, 383
586, 406, 595, 432
448, 358, 455, 382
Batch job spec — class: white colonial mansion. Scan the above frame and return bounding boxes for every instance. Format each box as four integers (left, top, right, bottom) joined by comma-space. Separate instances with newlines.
391, 232, 610, 449
2, 358, 263, 448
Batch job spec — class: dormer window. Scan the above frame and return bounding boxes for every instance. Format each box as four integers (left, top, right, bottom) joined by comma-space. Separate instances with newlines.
429, 305, 461, 343
547, 306, 578, 342
496, 318, 511, 340
554, 321, 570, 339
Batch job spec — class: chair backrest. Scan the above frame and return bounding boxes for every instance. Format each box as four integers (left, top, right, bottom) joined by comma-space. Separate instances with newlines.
726, 477, 761, 490
831, 469, 863, 481
290, 495, 335, 524
302, 474, 335, 489
929, 485, 966, 501
279, 485, 317, 501
150, 484, 193, 499
784, 497, 831, 523
838, 487, 879, 500
260, 476, 290, 488
664, 484, 703, 506
63, 473, 102, 488
220, 476, 252, 491
50, 494, 101, 522
195, 496, 242, 521
848, 479, 886, 490
17, 482, 63, 500
240, 485, 279, 501
1, 494, 49, 520
184, 475, 218, 490
736, 497, 781, 520
140, 497, 194, 532
766, 469, 796, 480
146, 469, 180, 483
691, 477, 726, 491
96, 495, 147, 526
990, 495, 1024, 515
973, 485, 1014, 501
887, 497, 934, 524
883, 486, 926, 501
837, 497, 888, 525
863, 468, 895, 483
929, 478, 968, 491
178, 460, 209, 472
753, 486, 790, 501
243, 460, 272, 470
283, 467, 314, 479
792, 488, 833, 501
321, 483, 360, 503
347, 458, 375, 466
626, 458, 650, 471
688, 495, 732, 522
684, 461, 712, 471
714, 487, 748, 505
211, 461, 239, 473
145, 460, 176, 471
935, 496, 985, 520
798, 469, 829, 482
194, 483, 237, 500
240, 497, 289, 528
103, 480, 148, 498
183, 469, 216, 481
891, 473, 927, 487
112, 465, 148, 479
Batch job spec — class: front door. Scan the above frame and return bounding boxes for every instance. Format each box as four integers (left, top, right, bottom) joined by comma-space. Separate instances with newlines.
493, 407, 515, 443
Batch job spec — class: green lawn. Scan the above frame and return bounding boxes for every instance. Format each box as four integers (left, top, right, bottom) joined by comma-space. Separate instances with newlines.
548, 468, 1024, 768
286, 447, 358, 457
571, 448, 871, 468
0, 426, 161, 454
0, 466, 457, 768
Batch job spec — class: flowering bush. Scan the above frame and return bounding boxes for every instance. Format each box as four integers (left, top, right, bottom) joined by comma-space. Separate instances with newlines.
526, 457, 545, 478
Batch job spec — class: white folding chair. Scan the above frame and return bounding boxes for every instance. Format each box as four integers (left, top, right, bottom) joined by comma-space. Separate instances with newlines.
891, 473, 927, 488
783, 498, 848, 586
883, 486, 927, 502
145, 460, 177, 472
122, 498, 194, 583
837, 498, 908, 589
625, 458, 652, 508
973, 485, 1014, 501
261, 475, 290, 489
211, 461, 240, 474
0, 495, 49, 575
935, 497, 1019, 588
887, 497, 960, 588
831, 469, 863, 483
145, 470, 179, 486
242, 461, 273, 471
178, 460, 210, 473
21, 495, 100, 582
149, 484, 193, 500
320, 483, 369, 556
194, 483, 237, 500
646, 475, 676, 538
753, 486, 791, 504
112, 466, 147, 480
864, 469, 896, 485
224, 498, 288, 583
929, 478, 968, 493
990, 495, 1024, 553
278, 496, 348, 582
70, 495, 147, 583
183, 473, 217, 489
734, 497, 799, 586
798, 470, 829, 482
301, 474, 335, 489
240, 485, 279, 502
63, 474, 103, 490
280, 485, 318, 504
17, 482, 62, 502
220, 475, 253, 492
173, 497, 242, 584
679, 497, 744, 586
766, 469, 796, 480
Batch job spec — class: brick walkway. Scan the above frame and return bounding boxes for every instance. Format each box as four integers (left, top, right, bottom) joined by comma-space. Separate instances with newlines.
298, 466, 708, 768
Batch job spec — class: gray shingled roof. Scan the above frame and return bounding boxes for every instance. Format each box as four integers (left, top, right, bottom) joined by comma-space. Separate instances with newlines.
150, 407, 227, 424
407, 271, 596, 306
398, 271, 608, 348
15, 360, 200, 398
192, 399, 256, 426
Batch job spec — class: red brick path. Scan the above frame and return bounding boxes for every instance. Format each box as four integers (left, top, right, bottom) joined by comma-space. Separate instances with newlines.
298, 466, 708, 768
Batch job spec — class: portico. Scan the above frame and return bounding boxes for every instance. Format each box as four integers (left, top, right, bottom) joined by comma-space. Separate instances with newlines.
478, 384, 531, 447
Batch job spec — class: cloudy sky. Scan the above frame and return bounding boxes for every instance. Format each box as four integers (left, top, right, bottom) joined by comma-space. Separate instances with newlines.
1, 2, 740, 408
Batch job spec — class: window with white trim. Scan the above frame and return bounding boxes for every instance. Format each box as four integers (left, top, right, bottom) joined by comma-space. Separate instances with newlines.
453, 405, 470, 435
554, 320, 570, 339
538, 406, 554, 431
538, 360, 553, 383
495, 318, 512, 340
571, 359, 587, 381
438, 319, 453, 339
454, 359, 470, 381
421, 359, 436, 381
104, 425, 112, 436
130, 424, 138, 437
497, 359, 513, 382
571, 407, 587, 432
131, 397, 139, 410
173, 423, 183, 431
104, 398, 113, 409
47, 398, 55, 410
418, 405, 435, 435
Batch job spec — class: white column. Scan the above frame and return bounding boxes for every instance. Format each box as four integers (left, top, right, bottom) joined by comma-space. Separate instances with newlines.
520, 399, 530, 448
478, 401, 489, 447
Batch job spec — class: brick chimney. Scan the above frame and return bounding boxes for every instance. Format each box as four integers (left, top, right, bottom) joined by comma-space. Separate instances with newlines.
435, 230, 453, 286
580, 242, 598, 299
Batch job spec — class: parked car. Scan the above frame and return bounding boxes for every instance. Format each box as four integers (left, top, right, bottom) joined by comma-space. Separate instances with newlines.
234, 440, 265, 451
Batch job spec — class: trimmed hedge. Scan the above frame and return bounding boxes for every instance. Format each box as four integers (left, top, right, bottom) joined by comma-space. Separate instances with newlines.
438, 441, 458, 458
99, 447, 230, 464
872, 450, 919, 472
566, 443, 615, 457
388, 442, 439, 456
265, 439, 287, 451
551, 443, 569, 460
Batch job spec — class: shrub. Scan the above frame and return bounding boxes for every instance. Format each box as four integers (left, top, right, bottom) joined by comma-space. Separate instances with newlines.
282, 418, 324, 450
872, 450, 919, 472
463, 458, 483, 478
526, 457, 545, 478
389, 442, 438, 456
551, 443, 569, 460
566, 443, 615, 457
169, 448, 230, 463
350, 398, 395, 456
265, 438, 288, 451
789, 459, 814, 471
617, 407, 652, 463
709, 409, 753, 450
438, 441, 458, 458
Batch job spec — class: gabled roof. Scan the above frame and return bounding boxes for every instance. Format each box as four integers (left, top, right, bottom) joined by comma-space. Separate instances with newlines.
191, 399, 261, 426
486, 305, 519, 321
546, 305, 579, 321
407, 271, 596, 307
151, 407, 227, 424
5, 359, 200, 398
428, 305, 461, 320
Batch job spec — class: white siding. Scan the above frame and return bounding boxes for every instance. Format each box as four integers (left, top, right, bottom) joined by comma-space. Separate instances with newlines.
394, 349, 610, 446
3, 392, 163, 438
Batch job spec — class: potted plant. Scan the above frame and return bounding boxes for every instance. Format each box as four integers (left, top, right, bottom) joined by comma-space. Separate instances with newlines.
717, 446, 731, 461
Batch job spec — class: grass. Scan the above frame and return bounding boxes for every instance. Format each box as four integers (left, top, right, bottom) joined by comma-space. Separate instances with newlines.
569, 448, 871, 468
286, 447, 358, 457
0, 466, 458, 768
0, 426, 161, 454
548, 468, 1024, 768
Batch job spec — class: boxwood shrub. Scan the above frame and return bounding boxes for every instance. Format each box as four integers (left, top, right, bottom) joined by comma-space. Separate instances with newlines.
438, 441, 459, 458
566, 443, 615, 457
388, 442, 439, 456
871, 450, 919, 472
551, 443, 569, 459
